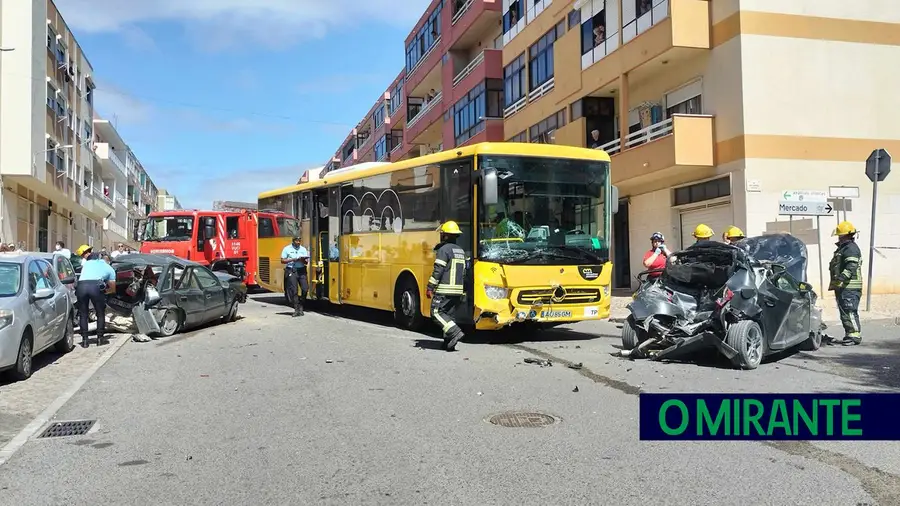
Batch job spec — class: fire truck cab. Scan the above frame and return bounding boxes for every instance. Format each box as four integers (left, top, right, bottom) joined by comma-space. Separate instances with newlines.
140, 209, 297, 286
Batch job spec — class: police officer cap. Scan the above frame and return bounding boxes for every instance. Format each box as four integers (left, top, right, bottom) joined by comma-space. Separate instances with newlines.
292, 236, 301, 241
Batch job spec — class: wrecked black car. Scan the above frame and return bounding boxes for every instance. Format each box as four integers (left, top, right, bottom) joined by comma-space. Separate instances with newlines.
108, 254, 248, 337
621, 233, 825, 370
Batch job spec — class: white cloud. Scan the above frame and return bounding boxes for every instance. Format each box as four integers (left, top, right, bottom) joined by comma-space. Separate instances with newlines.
55, 0, 433, 50
93, 81, 156, 126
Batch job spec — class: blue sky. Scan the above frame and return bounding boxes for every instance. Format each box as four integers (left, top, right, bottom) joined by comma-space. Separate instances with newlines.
56, 0, 430, 209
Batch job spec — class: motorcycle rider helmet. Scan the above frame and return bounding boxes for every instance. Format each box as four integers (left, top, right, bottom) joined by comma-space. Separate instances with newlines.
650, 232, 664, 242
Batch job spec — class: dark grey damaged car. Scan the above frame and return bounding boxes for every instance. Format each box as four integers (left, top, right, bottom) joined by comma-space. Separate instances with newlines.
621, 233, 826, 370
108, 254, 248, 337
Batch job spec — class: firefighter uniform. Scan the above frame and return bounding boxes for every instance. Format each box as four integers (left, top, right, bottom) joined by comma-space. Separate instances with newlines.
828, 221, 863, 345
427, 221, 467, 351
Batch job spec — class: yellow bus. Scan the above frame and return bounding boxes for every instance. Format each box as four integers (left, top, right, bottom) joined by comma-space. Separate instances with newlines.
257, 142, 618, 331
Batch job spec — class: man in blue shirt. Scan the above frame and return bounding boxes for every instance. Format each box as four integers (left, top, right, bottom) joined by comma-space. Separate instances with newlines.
281, 236, 310, 317
75, 244, 117, 347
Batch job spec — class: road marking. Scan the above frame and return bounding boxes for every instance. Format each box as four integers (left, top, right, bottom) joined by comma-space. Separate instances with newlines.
0, 335, 131, 467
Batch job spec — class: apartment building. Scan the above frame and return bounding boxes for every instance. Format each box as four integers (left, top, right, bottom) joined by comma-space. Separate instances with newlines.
92, 118, 158, 248
0, 0, 104, 251
0, 0, 163, 252
313, 0, 900, 294
497, 0, 900, 293
156, 189, 183, 212
321, 0, 506, 175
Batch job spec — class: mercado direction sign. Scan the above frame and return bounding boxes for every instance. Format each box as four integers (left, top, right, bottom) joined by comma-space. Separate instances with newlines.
778, 200, 833, 216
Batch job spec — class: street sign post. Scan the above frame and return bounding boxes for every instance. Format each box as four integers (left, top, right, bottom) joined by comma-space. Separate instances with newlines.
828, 186, 859, 223
864, 149, 891, 311
782, 190, 828, 202
779, 192, 833, 294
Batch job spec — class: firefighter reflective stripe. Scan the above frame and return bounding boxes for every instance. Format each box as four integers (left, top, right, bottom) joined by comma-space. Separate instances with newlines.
428, 277, 439, 286
428, 242, 467, 293
434, 258, 447, 267
432, 308, 457, 334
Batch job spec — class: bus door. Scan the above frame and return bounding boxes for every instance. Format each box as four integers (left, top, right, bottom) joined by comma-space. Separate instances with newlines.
311, 188, 330, 300
328, 185, 343, 302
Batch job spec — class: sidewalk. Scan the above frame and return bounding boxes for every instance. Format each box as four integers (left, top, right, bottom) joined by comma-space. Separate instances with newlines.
609, 292, 899, 323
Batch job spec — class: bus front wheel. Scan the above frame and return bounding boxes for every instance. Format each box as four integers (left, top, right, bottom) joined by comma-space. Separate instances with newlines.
394, 277, 425, 331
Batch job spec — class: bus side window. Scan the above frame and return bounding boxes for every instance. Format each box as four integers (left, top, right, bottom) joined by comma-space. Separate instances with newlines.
259, 218, 275, 238
440, 159, 473, 255
301, 192, 312, 220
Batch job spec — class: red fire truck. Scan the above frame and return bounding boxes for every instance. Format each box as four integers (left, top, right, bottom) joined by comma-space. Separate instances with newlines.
139, 209, 299, 286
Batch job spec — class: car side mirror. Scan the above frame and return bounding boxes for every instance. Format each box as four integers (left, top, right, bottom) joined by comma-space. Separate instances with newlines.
204, 225, 216, 240
611, 185, 620, 214
31, 288, 54, 302
798, 282, 811, 293
482, 167, 498, 205
61, 276, 76, 285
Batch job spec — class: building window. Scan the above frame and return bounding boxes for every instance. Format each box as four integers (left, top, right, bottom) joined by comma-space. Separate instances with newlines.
47, 26, 56, 50
568, 9, 581, 29
666, 95, 702, 117
674, 177, 730, 206
453, 79, 502, 146
374, 135, 388, 161
624, 0, 666, 44
582, 6, 606, 54
389, 78, 404, 116
529, 23, 563, 91
508, 131, 526, 142
46, 84, 57, 110
406, 1, 444, 72
85, 83, 94, 106
389, 129, 403, 152
56, 43, 66, 65
503, 53, 526, 107
373, 102, 386, 129
503, 0, 523, 34
581, 0, 620, 68
56, 96, 66, 118
529, 109, 566, 144
55, 150, 65, 173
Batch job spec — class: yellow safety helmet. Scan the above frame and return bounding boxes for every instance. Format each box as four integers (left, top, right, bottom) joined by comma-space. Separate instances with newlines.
437, 221, 462, 235
693, 224, 714, 239
832, 221, 857, 237
75, 244, 92, 256
724, 226, 745, 239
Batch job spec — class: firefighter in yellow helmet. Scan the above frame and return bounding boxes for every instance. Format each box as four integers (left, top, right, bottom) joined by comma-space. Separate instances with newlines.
829, 220, 863, 345
722, 226, 745, 245
426, 221, 467, 351
689, 224, 714, 247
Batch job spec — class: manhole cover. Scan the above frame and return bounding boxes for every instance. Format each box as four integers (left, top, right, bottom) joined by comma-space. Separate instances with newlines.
487, 412, 560, 428
37, 420, 97, 439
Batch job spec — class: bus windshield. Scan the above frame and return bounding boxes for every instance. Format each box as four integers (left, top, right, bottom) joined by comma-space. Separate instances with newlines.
478, 155, 610, 265
143, 216, 194, 242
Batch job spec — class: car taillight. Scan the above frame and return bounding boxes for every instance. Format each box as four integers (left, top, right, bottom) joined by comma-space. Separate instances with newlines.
716, 288, 734, 308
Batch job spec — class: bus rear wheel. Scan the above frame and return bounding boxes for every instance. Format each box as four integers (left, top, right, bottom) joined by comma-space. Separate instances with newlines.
394, 277, 425, 331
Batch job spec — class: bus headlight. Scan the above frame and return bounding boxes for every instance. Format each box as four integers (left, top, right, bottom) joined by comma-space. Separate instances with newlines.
603, 285, 610, 297
483, 285, 509, 300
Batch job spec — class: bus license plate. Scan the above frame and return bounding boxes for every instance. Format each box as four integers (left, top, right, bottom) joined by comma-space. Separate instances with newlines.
540, 310, 571, 318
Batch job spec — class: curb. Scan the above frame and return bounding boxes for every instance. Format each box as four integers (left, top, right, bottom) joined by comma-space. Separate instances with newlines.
0, 333, 131, 467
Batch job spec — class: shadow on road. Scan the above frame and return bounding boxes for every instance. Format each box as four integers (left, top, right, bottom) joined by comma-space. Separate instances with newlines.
0, 350, 69, 386
800, 330, 900, 391
247, 294, 616, 346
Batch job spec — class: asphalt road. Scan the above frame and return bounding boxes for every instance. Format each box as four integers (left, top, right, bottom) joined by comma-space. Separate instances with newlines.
0, 294, 898, 505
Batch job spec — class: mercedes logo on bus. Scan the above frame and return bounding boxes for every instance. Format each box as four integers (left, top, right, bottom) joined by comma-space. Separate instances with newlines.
551, 286, 567, 303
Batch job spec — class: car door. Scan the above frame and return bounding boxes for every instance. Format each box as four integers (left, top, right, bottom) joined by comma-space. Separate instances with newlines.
193, 266, 228, 322
174, 268, 206, 327
54, 255, 76, 303
771, 271, 812, 348
39, 259, 68, 341
26, 260, 58, 350
757, 268, 800, 352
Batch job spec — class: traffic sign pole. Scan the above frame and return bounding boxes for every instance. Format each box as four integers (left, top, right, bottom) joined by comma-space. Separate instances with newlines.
866, 153, 880, 312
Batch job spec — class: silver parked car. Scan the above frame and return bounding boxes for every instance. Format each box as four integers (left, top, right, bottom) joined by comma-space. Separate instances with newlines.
0, 253, 76, 381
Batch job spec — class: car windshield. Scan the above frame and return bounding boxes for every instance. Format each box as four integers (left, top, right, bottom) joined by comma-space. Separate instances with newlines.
277, 217, 301, 237
0, 262, 21, 297
477, 155, 610, 265
143, 216, 194, 242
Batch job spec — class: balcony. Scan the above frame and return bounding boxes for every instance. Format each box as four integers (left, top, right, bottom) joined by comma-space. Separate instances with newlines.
597, 114, 715, 193
407, 36, 442, 91
449, 0, 502, 50
115, 191, 127, 207
106, 220, 128, 239
580, 0, 709, 87
407, 91, 442, 129
93, 186, 115, 213
93, 143, 127, 176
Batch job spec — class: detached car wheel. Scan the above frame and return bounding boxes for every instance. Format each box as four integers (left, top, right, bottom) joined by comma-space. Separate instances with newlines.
725, 320, 764, 370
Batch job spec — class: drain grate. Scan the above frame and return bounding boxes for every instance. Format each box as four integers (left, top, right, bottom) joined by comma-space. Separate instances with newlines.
37, 420, 97, 439
487, 412, 560, 428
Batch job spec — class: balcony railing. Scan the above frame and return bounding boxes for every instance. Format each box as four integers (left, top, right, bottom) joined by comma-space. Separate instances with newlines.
107, 150, 127, 175
527, 77, 554, 103
93, 186, 114, 207
453, 51, 484, 87
452, 0, 475, 24
407, 91, 442, 129
107, 220, 127, 238
597, 116, 676, 155
503, 96, 527, 118
115, 192, 126, 207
